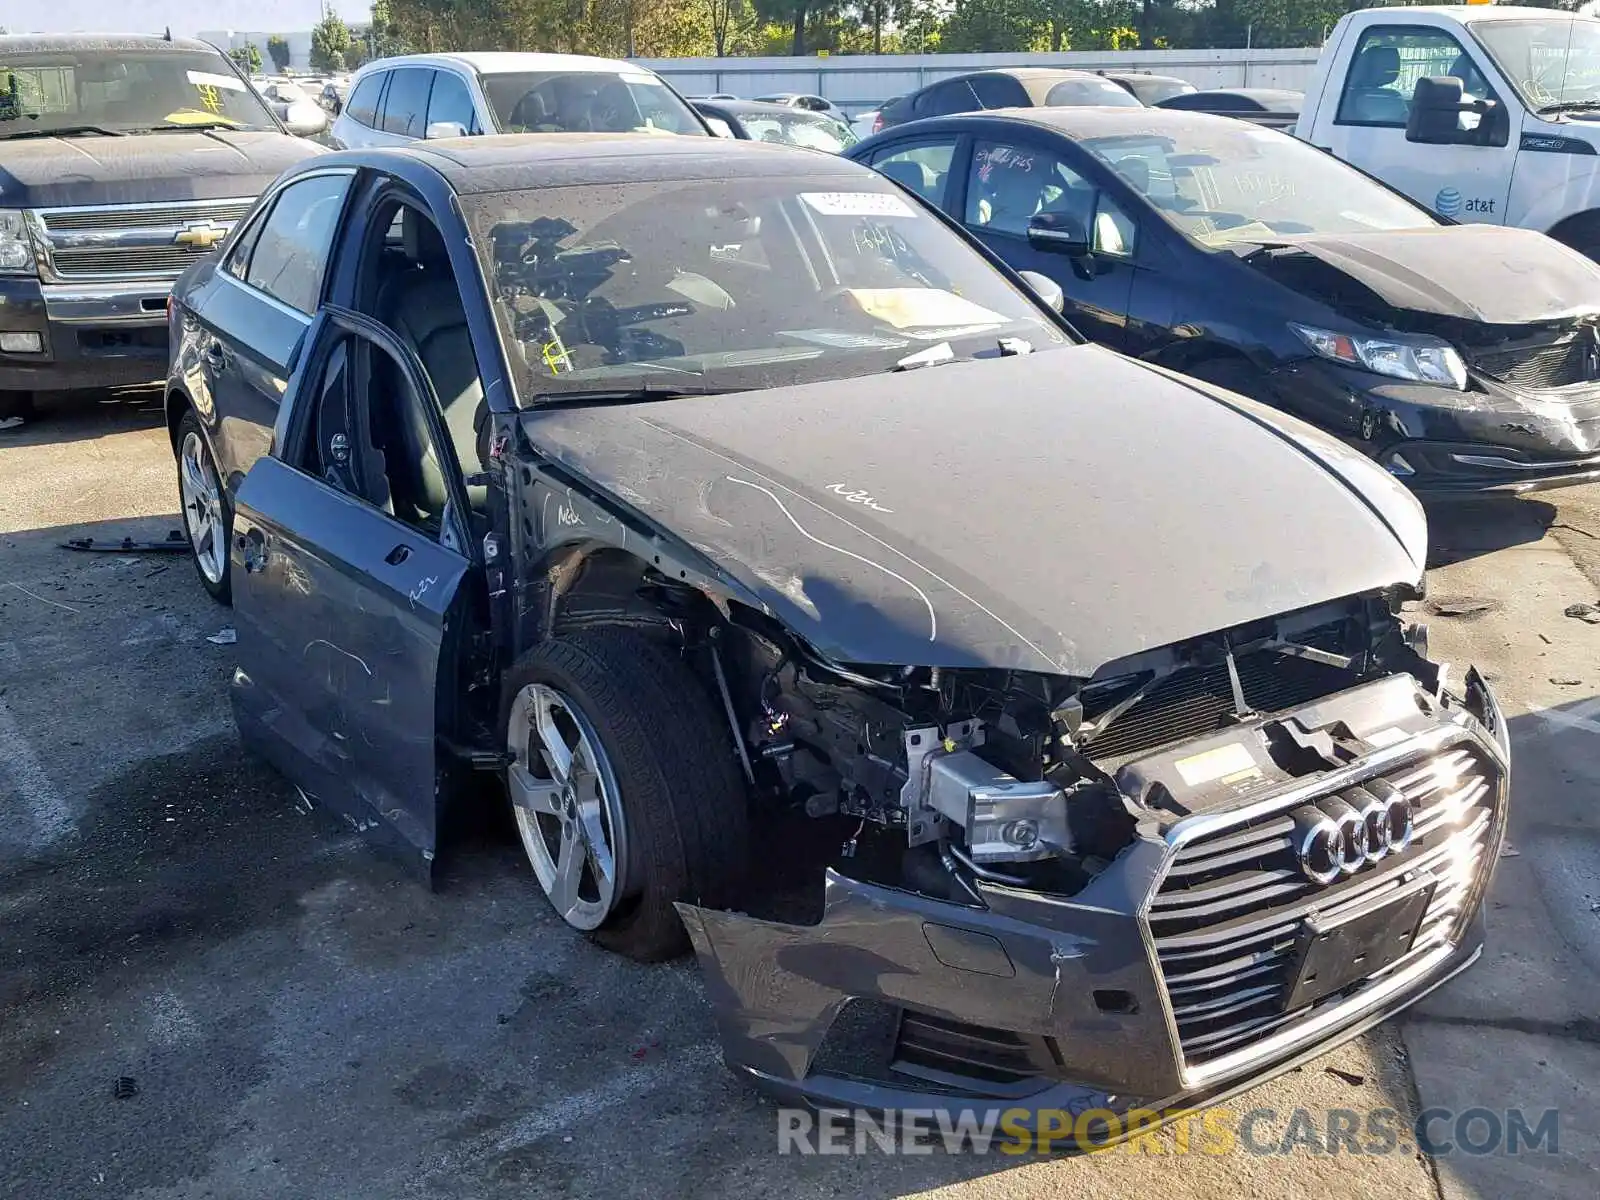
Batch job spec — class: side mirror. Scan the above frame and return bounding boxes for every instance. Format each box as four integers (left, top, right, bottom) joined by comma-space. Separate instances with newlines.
1017, 270, 1065, 314
426, 120, 469, 140
1406, 76, 1492, 145
1027, 211, 1091, 257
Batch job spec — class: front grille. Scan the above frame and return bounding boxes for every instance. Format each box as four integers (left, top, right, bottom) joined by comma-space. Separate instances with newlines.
41, 200, 254, 231
49, 247, 203, 276
1146, 742, 1499, 1071
1473, 331, 1599, 389
32, 199, 251, 281
1082, 625, 1354, 765
892, 1010, 1059, 1087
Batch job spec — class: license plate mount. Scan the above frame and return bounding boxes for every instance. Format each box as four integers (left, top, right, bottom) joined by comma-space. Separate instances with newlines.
1284, 873, 1435, 1012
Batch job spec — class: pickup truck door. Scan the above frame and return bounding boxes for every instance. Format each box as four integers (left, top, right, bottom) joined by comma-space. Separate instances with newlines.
1311, 22, 1517, 223
229, 308, 475, 875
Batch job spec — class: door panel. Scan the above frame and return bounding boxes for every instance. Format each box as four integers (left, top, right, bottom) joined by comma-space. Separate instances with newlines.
231, 456, 470, 864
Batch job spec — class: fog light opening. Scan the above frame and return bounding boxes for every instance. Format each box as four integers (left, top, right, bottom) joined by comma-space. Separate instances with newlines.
0, 332, 43, 354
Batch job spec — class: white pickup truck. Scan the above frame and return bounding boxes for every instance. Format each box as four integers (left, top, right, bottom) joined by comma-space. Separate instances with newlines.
1298, 4, 1600, 257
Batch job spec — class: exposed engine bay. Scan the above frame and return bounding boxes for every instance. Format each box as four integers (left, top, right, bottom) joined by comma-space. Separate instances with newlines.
706, 587, 1436, 909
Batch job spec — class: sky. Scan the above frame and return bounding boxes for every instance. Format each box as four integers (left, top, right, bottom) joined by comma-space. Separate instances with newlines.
3, 1, 372, 37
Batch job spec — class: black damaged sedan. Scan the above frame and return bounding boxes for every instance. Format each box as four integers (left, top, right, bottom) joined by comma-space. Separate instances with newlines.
164, 135, 1509, 1134
848, 107, 1600, 496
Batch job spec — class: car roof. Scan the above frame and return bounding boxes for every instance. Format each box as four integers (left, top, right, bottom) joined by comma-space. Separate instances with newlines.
1101, 72, 1192, 85
354, 51, 649, 78
1367, 4, 1597, 23
944, 67, 1108, 84
890, 105, 1285, 141
0, 32, 222, 54
335, 134, 876, 194
1162, 88, 1302, 110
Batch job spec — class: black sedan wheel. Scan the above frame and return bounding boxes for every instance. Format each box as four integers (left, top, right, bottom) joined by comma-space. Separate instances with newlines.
175, 410, 233, 605
502, 628, 749, 962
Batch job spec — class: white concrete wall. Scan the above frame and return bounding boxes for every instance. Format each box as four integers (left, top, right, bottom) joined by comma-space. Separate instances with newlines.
636, 48, 1322, 110
197, 29, 314, 73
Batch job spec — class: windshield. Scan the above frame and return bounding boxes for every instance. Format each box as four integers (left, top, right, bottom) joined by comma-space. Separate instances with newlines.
481, 70, 706, 135
1043, 78, 1144, 108
1121, 77, 1198, 105
1472, 17, 1600, 110
1081, 123, 1436, 247
740, 109, 858, 152
464, 174, 1069, 404
0, 48, 277, 135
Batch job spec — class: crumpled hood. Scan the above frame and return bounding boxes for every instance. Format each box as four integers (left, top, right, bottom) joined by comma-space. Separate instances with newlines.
521, 347, 1426, 676
0, 130, 323, 208
1243, 224, 1600, 325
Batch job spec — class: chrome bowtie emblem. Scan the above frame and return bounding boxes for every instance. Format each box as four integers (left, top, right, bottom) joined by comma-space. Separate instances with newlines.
1291, 781, 1413, 885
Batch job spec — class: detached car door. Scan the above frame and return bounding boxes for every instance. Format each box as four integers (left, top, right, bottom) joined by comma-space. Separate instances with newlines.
230, 307, 475, 872
957, 134, 1137, 349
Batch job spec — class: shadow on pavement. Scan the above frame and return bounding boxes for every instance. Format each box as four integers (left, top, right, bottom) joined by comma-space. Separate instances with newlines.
1, 387, 165, 449
1424, 496, 1558, 569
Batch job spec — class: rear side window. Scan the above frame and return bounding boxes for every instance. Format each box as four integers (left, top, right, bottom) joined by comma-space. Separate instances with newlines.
347, 73, 384, 127
380, 68, 434, 138
244, 174, 351, 314
426, 70, 477, 135
872, 141, 957, 208
919, 79, 980, 117
970, 75, 1027, 109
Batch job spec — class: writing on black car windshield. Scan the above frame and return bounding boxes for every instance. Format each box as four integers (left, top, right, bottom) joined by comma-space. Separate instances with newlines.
465, 176, 1067, 402
0, 50, 277, 135
481, 70, 705, 135
1080, 124, 1436, 247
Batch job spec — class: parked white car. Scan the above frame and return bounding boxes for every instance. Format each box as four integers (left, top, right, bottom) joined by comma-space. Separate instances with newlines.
754, 92, 850, 124
329, 52, 708, 148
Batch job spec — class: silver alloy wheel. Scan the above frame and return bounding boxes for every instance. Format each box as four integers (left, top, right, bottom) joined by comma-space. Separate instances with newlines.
506, 683, 629, 931
179, 430, 226, 585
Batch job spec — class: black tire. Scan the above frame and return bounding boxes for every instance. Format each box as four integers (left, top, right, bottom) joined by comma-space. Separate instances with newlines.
1186, 356, 1268, 401
174, 409, 234, 605
502, 628, 750, 962
1551, 213, 1600, 264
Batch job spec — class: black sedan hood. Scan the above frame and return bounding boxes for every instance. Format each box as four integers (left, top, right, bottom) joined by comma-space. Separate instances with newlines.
1242, 224, 1600, 325
0, 130, 323, 208
521, 348, 1426, 675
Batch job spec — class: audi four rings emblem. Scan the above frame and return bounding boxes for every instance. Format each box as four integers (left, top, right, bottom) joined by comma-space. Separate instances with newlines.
1291, 779, 1414, 884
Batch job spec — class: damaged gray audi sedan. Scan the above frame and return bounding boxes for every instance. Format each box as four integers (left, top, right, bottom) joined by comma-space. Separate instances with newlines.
164, 135, 1510, 1133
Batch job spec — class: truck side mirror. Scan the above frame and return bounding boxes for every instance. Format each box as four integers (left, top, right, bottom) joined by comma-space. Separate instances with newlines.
1406, 76, 1494, 145
1027, 211, 1090, 257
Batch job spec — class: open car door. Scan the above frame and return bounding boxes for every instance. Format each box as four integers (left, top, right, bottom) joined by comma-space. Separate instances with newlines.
229, 307, 477, 877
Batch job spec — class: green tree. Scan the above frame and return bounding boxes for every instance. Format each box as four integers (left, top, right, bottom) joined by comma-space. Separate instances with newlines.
266, 34, 291, 72
230, 43, 263, 74
310, 9, 354, 73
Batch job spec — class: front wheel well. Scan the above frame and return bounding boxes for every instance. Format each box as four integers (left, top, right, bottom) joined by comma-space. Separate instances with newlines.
1545, 209, 1600, 257
164, 387, 193, 452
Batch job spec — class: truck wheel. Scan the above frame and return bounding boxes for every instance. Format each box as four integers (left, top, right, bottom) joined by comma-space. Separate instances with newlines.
1187, 356, 1268, 401
175, 410, 232, 604
502, 628, 749, 962
1552, 213, 1600, 263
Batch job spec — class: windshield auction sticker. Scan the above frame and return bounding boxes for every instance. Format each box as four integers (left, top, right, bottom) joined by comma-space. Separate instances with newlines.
186, 70, 247, 92
801, 192, 916, 218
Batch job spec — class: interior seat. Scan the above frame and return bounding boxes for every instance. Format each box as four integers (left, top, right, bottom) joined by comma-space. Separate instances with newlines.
1344, 46, 1409, 124
376, 208, 487, 512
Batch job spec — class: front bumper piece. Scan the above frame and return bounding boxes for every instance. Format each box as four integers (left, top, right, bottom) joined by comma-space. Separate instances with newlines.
678, 672, 1509, 1140
0, 277, 171, 393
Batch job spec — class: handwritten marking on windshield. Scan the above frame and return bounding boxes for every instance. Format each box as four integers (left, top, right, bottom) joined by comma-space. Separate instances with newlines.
825, 484, 894, 513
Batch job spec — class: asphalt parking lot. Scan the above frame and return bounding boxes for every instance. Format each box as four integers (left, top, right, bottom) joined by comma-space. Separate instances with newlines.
2, 393, 1598, 1200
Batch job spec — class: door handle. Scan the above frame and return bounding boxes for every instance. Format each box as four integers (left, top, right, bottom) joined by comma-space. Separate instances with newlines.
203, 340, 227, 371
237, 527, 269, 573
384, 544, 412, 566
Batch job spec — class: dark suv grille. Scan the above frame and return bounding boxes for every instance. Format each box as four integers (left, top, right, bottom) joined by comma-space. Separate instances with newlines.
1146, 743, 1499, 1071
1473, 332, 1599, 389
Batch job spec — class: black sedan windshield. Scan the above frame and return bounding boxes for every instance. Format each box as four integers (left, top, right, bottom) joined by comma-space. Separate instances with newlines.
465, 174, 1069, 403
1079, 122, 1436, 247
0, 48, 277, 136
